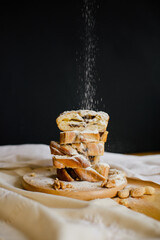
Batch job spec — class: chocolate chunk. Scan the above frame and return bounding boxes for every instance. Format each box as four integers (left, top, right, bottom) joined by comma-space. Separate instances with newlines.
82, 115, 95, 120
69, 124, 80, 127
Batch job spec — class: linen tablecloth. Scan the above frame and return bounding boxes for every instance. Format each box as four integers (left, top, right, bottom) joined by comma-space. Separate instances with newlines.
0, 144, 160, 240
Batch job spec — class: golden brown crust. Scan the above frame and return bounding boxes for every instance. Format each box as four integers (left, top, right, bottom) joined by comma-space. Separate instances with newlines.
50, 146, 62, 156
55, 165, 107, 182
53, 159, 65, 168
92, 163, 110, 178
60, 131, 78, 144
56, 165, 107, 182
65, 168, 80, 181
56, 110, 109, 132
100, 131, 108, 142
60, 131, 108, 144
50, 141, 77, 156
74, 167, 106, 182
57, 169, 74, 182
71, 142, 104, 156
50, 141, 101, 166
52, 155, 91, 169
88, 156, 100, 165
50, 140, 104, 157
51, 110, 110, 184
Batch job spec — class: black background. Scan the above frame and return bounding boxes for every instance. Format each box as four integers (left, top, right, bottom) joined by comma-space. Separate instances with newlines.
0, 2, 160, 153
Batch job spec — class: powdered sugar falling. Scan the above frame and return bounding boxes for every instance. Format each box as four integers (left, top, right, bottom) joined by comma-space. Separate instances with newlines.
78, 0, 101, 110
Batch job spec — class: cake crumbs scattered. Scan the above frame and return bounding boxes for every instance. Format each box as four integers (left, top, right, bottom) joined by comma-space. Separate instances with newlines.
53, 178, 74, 190
66, 183, 74, 189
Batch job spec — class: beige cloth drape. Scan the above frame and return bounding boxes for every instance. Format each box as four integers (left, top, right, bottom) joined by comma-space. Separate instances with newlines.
0, 144, 160, 240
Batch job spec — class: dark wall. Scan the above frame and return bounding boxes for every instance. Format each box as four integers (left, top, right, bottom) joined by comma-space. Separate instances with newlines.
0, 2, 160, 153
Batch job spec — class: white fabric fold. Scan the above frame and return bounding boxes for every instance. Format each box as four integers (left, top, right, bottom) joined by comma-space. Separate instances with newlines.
0, 144, 160, 240
101, 152, 160, 184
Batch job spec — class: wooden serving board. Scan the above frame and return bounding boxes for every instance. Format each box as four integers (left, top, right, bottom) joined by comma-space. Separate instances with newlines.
22, 167, 160, 220
22, 167, 127, 201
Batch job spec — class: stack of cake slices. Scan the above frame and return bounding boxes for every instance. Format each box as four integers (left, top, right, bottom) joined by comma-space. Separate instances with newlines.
50, 110, 110, 182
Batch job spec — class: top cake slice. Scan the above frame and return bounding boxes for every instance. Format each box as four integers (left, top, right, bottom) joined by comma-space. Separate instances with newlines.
56, 110, 109, 132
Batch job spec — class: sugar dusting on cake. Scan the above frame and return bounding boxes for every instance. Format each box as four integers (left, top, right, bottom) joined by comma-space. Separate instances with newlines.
77, 0, 102, 110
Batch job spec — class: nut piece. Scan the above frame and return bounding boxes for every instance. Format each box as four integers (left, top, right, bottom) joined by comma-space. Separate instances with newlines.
145, 186, 155, 195
30, 172, 36, 177
53, 178, 74, 190
119, 199, 128, 207
130, 187, 145, 198
66, 183, 74, 189
117, 189, 129, 199
60, 181, 66, 190
53, 178, 61, 190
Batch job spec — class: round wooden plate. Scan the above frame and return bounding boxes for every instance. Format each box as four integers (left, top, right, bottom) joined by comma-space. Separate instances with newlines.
22, 167, 127, 201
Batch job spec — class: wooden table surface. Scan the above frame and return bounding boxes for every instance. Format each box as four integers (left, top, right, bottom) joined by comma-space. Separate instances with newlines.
122, 152, 160, 221
130, 151, 160, 156
125, 178, 160, 221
